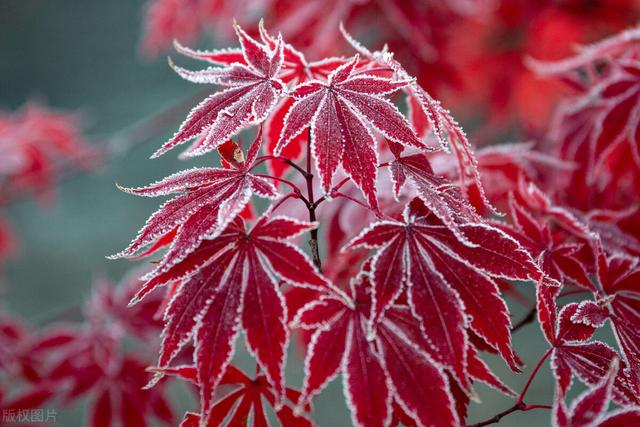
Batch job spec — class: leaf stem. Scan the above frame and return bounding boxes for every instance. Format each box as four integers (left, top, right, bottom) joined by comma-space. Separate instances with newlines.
466, 402, 550, 427
517, 347, 552, 404
305, 128, 322, 271
511, 306, 537, 333
252, 155, 309, 178
255, 174, 305, 198
466, 348, 553, 426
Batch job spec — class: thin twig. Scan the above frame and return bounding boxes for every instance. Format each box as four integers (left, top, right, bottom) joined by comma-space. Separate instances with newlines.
511, 306, 537, 333
466, 402, 551, 427
467, 348, 553, 426
305, 128, 321, 271
252, 155, 309, 178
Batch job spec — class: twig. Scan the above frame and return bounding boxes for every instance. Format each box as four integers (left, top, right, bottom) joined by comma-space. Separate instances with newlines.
305, 128, 321, 271
252, 155, 308, 178
466, 402, 551, 427
511, 306, 537, 333
467, 348, 553, 426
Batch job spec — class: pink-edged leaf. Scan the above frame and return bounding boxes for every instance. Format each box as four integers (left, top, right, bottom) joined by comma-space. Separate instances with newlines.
369, 233, 407, 323
377, 320, 458, 427
159, 251, 233, 367
538, 281, 560, 345
343, 317, 391, 427
467, 345, 515, 396
298, 314, 350, 406
277, 55, 421, 204
252, 215, 316, 240
174, 41, 245, 65
242, 249, 288, 399
112, 165, 277, 269
426, 244, 520, 371
566, 359, 618, 427
337, 98, 379, 210
255, 239, 329, 290
572, 301, 609, 329
552, 341, 639, 405
406, 235, 470, 392
155, 23, 284, 158
195, 251, 245, 420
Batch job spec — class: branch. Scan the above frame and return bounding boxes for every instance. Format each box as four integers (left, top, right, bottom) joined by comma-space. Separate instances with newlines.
467, 348, 553, 427
511, 306, 537, 333
466, 402, 551, 427
305, 128, 322, 271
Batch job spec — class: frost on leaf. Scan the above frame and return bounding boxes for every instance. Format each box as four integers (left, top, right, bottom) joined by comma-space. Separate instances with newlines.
293, 273, 459, 427
135, 214, 331, 424
345, 202, 542, 376
277, 55, 421, 209
111, 132, 278, 271
154, 23, 285, 158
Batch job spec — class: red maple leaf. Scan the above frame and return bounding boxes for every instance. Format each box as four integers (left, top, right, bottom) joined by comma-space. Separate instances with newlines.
293, 273, 460, 427
0, 102, 92, 202
345, 203, 542, 379
173, 24, 349, 181
497, 197, 594, 291
158, 364, 314, 427
154, 23, 285, 158
32, 326, 173, 427
554, 358, 640, 427
136, 214, 334, 424
583, 242, 640, 388
536, 285, 639, 406
276, 55, 422, 209
110, 132, 278, 269
341, 27, 497, 217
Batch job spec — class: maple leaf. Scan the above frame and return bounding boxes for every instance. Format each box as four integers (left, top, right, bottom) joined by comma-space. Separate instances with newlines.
554, 358, 640, 427
0, 101, 93, 202
158, 364, 314, 427
276, 55, 422, 209
153, 23, 285, 158
110, 132, 278, 270
345, 203, 542, 380
339, 27, 496, 216
32, 326, 173, 427
496, 197, 594, 291
387, 144, 482, 244
536, 286, 639, 406
293, 273, 459, 427
588, 242, 640, 387
140, 214, 333, 425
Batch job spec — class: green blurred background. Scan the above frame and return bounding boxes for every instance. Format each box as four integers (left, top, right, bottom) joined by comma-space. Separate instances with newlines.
0, 1, 586, 425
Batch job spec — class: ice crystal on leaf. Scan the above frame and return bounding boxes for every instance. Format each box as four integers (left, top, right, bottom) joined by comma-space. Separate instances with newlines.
110, 131, 278, 269
276, 54, 422, 209
133, 214, 332, 425
345, 203, 542, 379
154, 23, 285, 158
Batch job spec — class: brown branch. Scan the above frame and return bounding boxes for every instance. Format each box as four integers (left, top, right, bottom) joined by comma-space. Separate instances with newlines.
467, 348, 553, 426
511, 306, 537, 333
305, 128, 321, 271
466, 402, 551, 427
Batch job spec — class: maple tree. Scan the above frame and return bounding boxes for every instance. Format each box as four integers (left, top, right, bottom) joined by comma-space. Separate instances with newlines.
105, 19, 640, 426
3, 2, 640, 427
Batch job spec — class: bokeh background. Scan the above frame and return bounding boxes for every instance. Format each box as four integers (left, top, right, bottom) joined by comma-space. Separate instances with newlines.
0, 1, 600, 425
